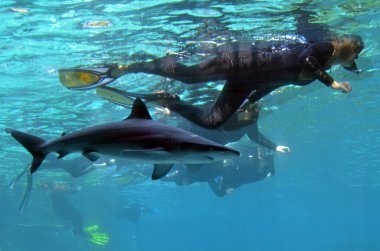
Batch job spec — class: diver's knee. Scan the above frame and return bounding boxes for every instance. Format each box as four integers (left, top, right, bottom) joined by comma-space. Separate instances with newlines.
201, 117, 225, 129
209, 122, 224, 129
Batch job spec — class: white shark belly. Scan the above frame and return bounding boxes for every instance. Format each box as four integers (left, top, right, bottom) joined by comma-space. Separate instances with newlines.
98, 149, 217, 164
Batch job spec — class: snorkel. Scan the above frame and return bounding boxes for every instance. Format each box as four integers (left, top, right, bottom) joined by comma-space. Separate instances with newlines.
343, 62, 362, 74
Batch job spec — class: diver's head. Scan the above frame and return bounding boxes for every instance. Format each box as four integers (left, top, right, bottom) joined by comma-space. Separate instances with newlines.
332, 35, 364, 74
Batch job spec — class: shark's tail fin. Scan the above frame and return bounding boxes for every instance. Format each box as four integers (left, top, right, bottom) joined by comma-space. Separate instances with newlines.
5, 128, 47, 173
6, 128, 47, 211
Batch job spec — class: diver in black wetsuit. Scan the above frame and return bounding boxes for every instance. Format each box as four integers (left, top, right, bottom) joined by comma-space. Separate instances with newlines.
58, 0, 364, 130
122, 36, 364, 129
60, 36, 364, 129
208, 147, 275, 197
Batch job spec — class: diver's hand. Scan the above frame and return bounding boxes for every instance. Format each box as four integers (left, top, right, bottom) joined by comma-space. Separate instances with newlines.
276, 145, 290, 153
226, 188, 234, 195
155, 107, 171, 116
93, 163, 107, 168
331, 81, 352, 93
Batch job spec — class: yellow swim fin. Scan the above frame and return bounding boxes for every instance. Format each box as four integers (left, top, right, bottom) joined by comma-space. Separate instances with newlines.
59, 64, 128, 90
96, 86, 179, 108
83, 224, 110, 246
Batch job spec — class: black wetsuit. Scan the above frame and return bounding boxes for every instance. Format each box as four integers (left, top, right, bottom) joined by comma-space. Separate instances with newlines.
127, 41, 336, 128
208, 154, 275, 197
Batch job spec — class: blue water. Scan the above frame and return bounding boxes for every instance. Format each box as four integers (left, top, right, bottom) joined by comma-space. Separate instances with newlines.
1, 0, 380, 250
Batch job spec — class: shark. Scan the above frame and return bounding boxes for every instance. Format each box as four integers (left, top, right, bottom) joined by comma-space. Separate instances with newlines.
7, 98, 239, 210
6, 98, 239, 181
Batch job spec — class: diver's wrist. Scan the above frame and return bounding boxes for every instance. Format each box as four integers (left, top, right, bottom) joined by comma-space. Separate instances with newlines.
331, 81, 339, 88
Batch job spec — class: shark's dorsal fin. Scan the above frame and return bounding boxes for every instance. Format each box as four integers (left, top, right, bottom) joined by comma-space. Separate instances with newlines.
125, 98, 152, 120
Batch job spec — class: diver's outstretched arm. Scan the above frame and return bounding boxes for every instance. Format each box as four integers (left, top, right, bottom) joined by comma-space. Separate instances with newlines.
247, 124, 277, 151
306, 56, 352, 93
299, 42, 352, 93
245, 97, 290, 153
247, 126, 290, 153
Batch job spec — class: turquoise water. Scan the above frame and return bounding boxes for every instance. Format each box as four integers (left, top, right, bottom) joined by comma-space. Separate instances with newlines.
1, 0, 380, 250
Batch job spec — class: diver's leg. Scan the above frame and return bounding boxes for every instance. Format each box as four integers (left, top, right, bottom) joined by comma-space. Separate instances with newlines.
126, 41, 259, 84
166, 80, 252, 128
246, 86, 276, 104
68, 205, 87, 237
127, 55, 227, 84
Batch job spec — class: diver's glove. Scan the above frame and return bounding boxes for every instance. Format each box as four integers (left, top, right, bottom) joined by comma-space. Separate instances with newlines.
151, 91, 180, 107
331, 81, 352, 93
276, 146, 290, 153
155, 107, 171, 117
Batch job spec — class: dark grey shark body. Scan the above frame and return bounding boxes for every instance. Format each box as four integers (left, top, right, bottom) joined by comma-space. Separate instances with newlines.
6, 98, 239, 180
45, 119, 234, 163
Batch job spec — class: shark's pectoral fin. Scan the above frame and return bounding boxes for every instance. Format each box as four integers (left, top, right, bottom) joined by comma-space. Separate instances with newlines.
152, 164, 174, 180
82, 151, 100, 162
57, 150, 69, 159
